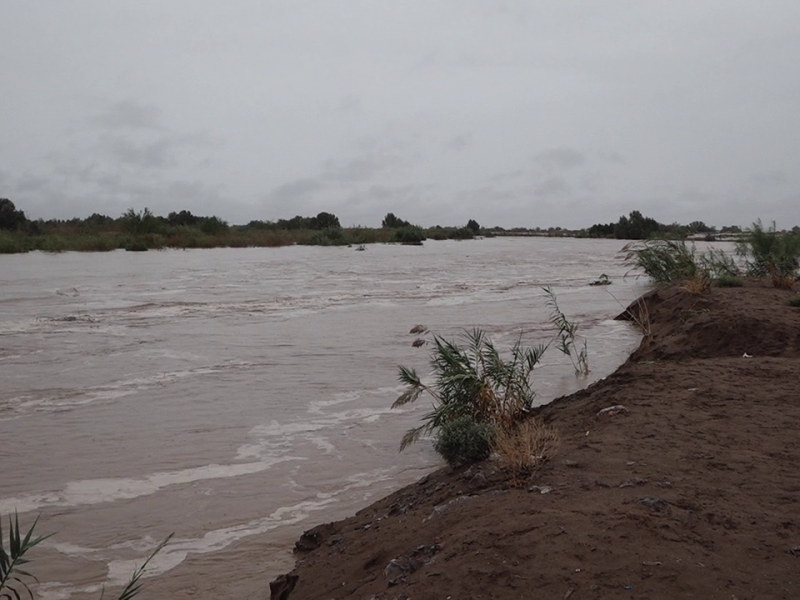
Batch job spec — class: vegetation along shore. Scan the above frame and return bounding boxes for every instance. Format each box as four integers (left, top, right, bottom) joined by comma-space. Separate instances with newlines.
269, 227, 800, 599
3, 197, 799, 254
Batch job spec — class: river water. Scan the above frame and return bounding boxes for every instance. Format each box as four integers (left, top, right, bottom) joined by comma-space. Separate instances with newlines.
0, 237, 648, 598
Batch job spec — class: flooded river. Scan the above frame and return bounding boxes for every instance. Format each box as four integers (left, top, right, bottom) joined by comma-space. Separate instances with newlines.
0, 237, 648, 598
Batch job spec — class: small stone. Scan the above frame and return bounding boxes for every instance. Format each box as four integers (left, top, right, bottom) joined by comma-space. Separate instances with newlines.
639, 497, 669, 512
597, 405, 629, 418
384, 559, 405, 578
619, 478, 648, 488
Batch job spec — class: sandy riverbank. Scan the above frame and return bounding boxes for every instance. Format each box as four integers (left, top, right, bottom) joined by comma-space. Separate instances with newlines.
271, 280, 800, 599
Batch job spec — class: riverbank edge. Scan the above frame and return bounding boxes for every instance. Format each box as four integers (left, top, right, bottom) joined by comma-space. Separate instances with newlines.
269, 280, 800, 599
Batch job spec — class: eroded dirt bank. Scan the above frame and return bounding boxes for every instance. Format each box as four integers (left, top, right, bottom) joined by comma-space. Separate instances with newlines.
272, 281, 800, 599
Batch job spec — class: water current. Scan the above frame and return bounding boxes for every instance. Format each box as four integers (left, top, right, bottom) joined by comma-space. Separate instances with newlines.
0, 237, 650, 598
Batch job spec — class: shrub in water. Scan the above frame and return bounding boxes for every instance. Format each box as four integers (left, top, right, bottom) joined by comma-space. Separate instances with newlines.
433, 416, 495, 467
788, 296, 800, 308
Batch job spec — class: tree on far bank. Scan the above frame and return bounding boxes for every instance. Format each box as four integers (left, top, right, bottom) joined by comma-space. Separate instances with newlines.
466, 219, 480, 233
382, 212, 411, 228
614, 210, 661, 239
310, 211, 341, 229
0, 198, 28, 230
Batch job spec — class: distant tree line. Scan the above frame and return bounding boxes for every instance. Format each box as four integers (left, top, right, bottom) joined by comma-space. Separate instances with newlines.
586, 210, 744, 240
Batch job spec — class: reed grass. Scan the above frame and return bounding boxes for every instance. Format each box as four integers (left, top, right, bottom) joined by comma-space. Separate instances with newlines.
543, 287, 590, 376
736, 220, 800, 289
393, 329, 547, 451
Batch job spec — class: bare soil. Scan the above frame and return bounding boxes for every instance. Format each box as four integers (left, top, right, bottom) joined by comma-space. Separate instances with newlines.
272, 281, 800, 599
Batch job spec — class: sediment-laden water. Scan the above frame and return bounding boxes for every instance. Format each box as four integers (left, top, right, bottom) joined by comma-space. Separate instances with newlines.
0, 238, 648, 598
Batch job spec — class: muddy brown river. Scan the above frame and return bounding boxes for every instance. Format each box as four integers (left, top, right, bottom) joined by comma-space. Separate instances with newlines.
0, 238, 648, 598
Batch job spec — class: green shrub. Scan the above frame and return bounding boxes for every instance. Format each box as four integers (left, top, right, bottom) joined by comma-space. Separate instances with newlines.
788, 296, 800, 308
394, 226, 426, 245
433, 416, 495, 467
0, 232, 28, 254
392, 329, 546, 450
715, 274, 744, 287
736, 220, 800, 288
698, 247, 741, 278
623, 240, 700, 283
125, 242, 149, 252
624, 239, 741, 287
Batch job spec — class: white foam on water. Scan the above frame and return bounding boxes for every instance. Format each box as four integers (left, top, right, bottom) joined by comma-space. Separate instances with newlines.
306, 390, 361, 414
5, 366, 230, 418
38, 582, 103, 600
0, 458, 299, 515
43, 468, 396, 598
307, 435, 337, 454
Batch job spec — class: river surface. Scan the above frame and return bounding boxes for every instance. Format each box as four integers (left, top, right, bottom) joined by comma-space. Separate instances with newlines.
0, 237, 650, 598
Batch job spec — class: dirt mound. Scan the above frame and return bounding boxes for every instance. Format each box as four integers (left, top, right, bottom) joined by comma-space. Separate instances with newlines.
617, 279, 800, 361
271, 280, 800, 599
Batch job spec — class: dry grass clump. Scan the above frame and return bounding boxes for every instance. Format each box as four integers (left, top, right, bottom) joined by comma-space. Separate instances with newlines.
682, 273, 712, 294
493, 418, 560, 477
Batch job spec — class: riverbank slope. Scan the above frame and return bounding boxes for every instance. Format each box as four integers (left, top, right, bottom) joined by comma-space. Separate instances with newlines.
272, 280, 800, 599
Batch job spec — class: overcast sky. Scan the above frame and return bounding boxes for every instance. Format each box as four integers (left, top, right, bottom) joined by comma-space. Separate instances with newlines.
2, 2, 799, 229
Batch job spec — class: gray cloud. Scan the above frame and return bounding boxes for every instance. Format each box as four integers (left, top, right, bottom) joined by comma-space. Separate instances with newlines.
446, 134, 472, 151
93, 101, 164, 131
2, 2, 800, 228
751, 171, 787, 186
535, 149, 586, 171
100, 135, 178, 169
534, 176, 570, 197
267, 178, 326, 204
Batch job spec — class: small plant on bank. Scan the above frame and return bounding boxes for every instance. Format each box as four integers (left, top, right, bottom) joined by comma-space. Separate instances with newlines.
624, 239, 742, 290
682, 272, 712, 294
623, 239, 701, 283
433, 416, 496, 467
736, 220, 800, 289
544, 287, 589, 376
392, 329, 547, 452
788, 295, 800, 308
493, 418, 560, 477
